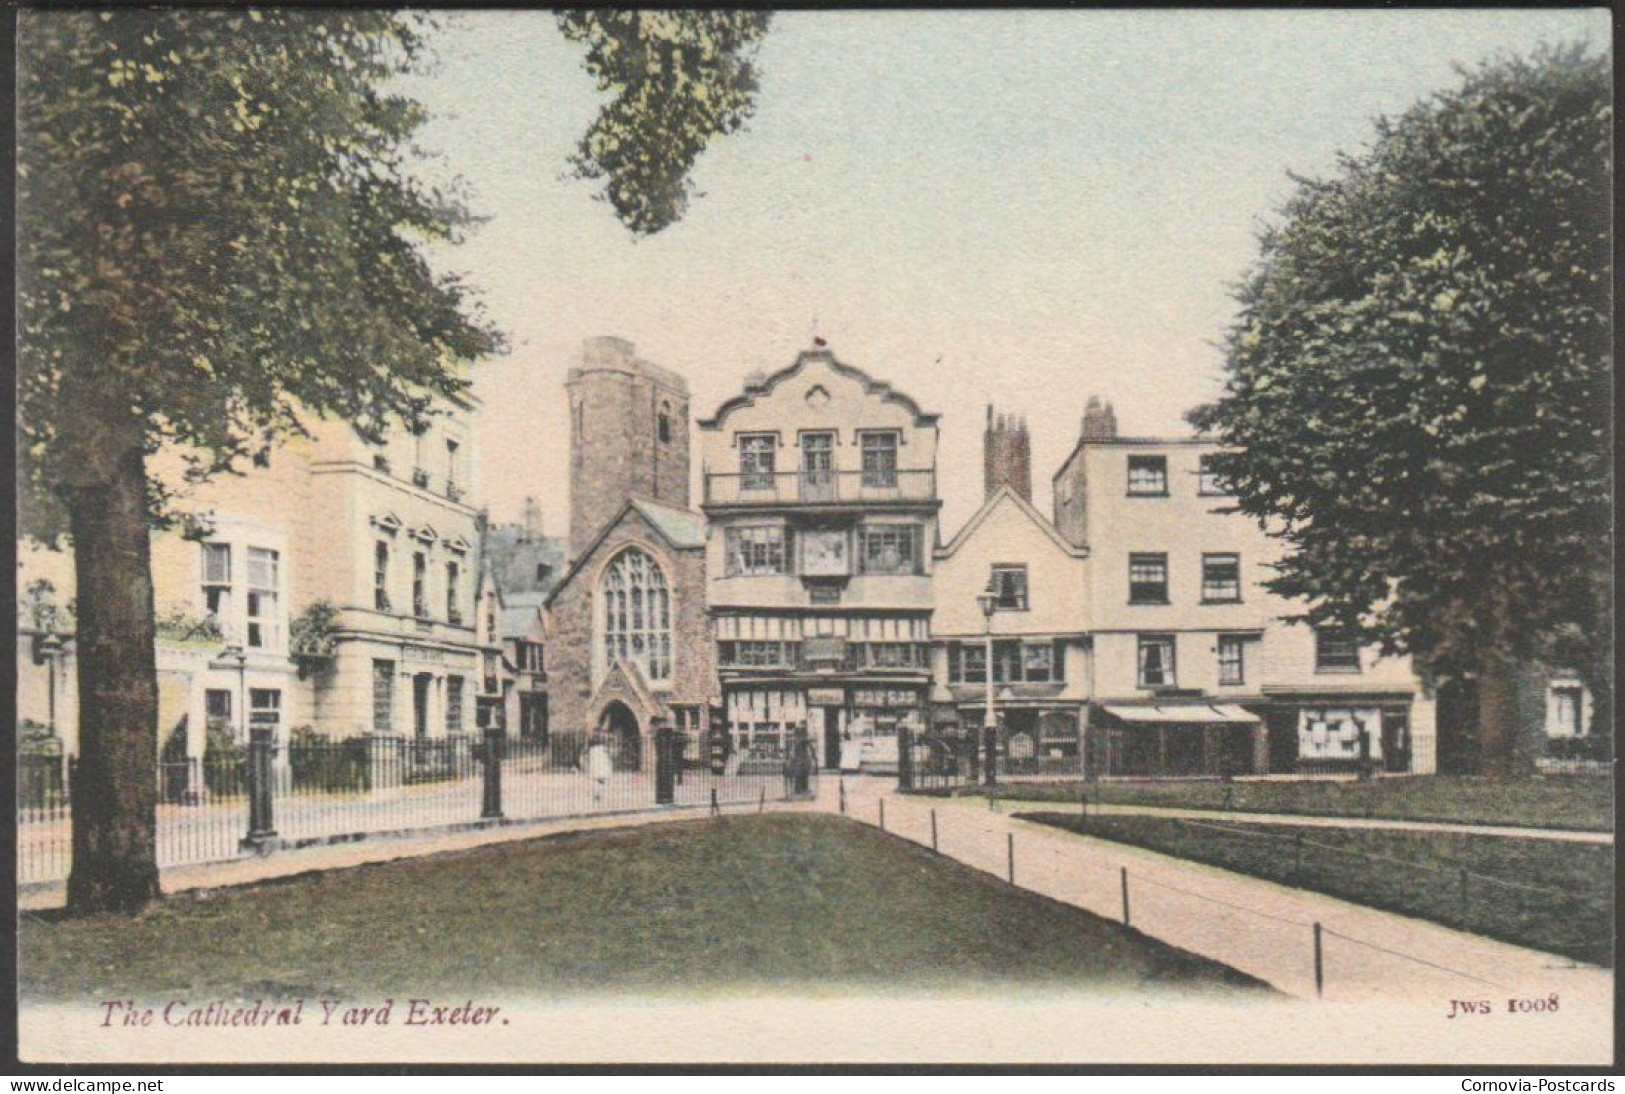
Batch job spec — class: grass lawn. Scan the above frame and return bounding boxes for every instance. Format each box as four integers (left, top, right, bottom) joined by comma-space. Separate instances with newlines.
19, 814, 1265, 1001
1020, 812, 1614, 967
973, 775, 1614, 832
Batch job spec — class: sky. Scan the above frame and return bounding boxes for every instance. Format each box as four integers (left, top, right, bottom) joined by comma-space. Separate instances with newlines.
401, 8, 1607, 537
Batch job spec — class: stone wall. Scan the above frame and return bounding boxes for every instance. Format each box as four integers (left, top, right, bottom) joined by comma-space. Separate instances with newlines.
547, 507, 714, 746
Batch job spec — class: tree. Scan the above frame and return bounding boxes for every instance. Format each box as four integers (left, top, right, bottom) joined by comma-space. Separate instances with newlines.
1190, 46, 1611, 775
557, 11, 772, 236
19, 9, 770, 913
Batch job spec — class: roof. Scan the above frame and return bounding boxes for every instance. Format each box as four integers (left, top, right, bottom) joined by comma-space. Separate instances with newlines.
936, 485, 1088, 559
698, 347, 939, 430
1051, 432, 1220, 483
627, 497, 705, 550
543, 495, 706, 609
500, 602, 543, 640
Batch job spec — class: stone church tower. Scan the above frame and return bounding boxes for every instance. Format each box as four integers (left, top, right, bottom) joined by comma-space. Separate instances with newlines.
566, 336, 692, 558
983, 404, 1032, 501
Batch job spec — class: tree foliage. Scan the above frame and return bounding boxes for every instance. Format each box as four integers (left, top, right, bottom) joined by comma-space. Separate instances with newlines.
557, 10, 772, 236
18, 9, 502, 540
1191, 46, 1611, 686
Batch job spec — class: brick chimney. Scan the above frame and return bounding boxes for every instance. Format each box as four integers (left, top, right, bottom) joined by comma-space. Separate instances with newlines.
1081, 396, 1118, 441
983, 404, 1033, 501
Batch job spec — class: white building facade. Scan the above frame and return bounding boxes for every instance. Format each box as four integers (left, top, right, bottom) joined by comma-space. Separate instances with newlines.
1050, 417, 1437, 776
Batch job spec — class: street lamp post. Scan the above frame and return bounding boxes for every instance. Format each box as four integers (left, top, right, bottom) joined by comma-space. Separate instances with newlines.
976, 580, 999, 787
39, 633, 63, 738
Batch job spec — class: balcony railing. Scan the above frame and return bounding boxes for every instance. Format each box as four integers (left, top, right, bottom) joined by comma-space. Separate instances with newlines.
704, 468, 936, 506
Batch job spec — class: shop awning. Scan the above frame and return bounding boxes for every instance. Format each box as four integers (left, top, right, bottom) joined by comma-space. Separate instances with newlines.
1103, 704, 1261, 725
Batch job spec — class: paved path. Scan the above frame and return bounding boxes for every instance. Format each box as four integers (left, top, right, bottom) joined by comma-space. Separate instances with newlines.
833, 778, 1612, 1007
993, 800, 1614, 844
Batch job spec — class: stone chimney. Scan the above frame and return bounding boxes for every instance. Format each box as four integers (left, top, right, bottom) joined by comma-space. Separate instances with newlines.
983, 403, 1033, 501
1081, 396, 1118, 441
521, 496, 543, 543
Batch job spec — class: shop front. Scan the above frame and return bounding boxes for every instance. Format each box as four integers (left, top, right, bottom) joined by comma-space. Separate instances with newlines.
1091, 703, 1267, 778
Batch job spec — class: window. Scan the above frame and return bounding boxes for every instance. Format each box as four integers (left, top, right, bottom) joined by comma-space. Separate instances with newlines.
445, 676, 464, 735
1022, 642, 1055, 683
723, 640, 796, 668
727, 525, 789, 576
600, 548, 672, 683
990, 564, 1028, 610
445, 439, 461, 499
520, 693, 549, 742
372, 660, 394, 732
739, 434, 776, 490
1138, 635, 1176, 688
246, 548, 280, 649
863, 642, 925, 670
1315, 629, 1361, 674
1202, 553, 1241, 603
374, 541, 391, 612
1127, 455, 1168, 496
1548, 686, 1585, 738
1199, 454, 1230, 496
1129, 553, 1169, 604
860, 431, 899, 488
800, 432, 835, 499
961, 639, 1059, 684
955, 643, 987, 684
1218, 635, 1246, 686
859, 524, 921, 575
445, 561, 462, 625
519, 642, 545, 674
249, 688, 281, 727
658, 402, 672, 444
535, 562, 552, 585
412, 552, 428, 618
201, 543, 232, 621
205, 689, 233, 732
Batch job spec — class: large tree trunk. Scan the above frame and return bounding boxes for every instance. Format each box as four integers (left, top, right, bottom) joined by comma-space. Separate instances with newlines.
65, 439, 161, 914
1475, 646, 1538, 778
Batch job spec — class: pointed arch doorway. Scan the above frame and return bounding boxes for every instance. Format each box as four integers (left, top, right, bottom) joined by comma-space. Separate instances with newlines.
598, 700, 643, 772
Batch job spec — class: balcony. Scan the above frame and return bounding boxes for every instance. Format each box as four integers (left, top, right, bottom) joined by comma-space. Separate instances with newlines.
704, 469, 936, 508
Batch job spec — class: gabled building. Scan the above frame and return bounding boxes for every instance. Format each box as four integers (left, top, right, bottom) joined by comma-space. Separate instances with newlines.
931, 482, 1091, 770
542, 497, 713, 769
699, 344, 940, 771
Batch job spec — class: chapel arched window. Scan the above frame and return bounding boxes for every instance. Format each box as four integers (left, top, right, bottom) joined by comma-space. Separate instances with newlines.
599, 548, 672, 683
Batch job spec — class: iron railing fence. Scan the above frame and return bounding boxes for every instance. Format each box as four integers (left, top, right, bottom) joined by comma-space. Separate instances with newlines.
18, 728, 817, 887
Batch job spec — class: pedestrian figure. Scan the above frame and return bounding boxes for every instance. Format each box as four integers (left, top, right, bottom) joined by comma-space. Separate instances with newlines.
585, 732, 612, 805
